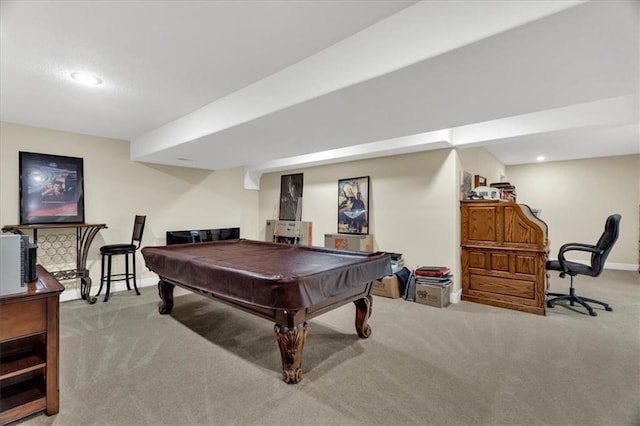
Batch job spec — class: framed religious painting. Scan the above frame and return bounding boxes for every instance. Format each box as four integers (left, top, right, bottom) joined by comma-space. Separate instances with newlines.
19, 151, 85, 224
337, 176, 369, 234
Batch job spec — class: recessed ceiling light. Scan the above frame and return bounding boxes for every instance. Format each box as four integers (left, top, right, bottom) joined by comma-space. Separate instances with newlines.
536, 156, 545, 162
70, 72, 103, 86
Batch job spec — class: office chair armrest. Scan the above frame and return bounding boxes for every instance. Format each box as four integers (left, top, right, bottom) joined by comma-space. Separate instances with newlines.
557, 243, 604, 269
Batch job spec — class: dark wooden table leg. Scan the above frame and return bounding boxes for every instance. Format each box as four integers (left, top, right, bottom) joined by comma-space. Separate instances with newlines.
354, 295, 373, 338
158, 280, 175, 314
274, 322, 308, 384
80, 276, 97, 304
77, 225, 106, 305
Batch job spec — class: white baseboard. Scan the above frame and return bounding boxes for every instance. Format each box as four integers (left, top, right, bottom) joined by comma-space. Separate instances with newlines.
548, 259, 638, 272
450, 288, 462, 304
59, 262, 638, 304
604, 262, 639, 271
446, 261, 638, 306
60, 275, 159, 303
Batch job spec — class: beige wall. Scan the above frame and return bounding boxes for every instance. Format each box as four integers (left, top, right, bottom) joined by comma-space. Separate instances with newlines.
0, 122, 260, 297
259, 149, 463, 292
457, 146, 507, 186
507, 155, 639, 267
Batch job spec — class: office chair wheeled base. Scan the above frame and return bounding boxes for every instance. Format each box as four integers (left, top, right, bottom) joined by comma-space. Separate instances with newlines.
547, 286, 612, 317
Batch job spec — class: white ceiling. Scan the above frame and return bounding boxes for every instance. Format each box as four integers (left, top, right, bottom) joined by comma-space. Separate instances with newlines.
1, 0, 638, 188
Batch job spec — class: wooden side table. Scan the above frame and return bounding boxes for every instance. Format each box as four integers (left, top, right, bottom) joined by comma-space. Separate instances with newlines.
0, 266, 64, 425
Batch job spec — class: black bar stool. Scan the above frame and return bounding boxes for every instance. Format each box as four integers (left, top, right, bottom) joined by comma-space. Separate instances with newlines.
97, 215, 146, 302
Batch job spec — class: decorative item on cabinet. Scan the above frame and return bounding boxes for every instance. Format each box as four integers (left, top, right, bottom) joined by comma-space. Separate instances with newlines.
489, 182, 517, 201
473, 175, 487, 188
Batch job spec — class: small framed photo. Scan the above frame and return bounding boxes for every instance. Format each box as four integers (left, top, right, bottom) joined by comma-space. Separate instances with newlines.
19, 151, 85, 225
474, 174, 487, 188
338, 176, 369, 235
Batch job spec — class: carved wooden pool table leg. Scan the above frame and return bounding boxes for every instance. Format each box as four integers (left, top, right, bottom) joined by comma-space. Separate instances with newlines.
274, 323, 308, 384
158, 280, 175, 314
354, 295, 373, 338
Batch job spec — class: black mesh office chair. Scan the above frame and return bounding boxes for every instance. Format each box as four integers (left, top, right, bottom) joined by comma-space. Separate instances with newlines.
97, 215, 146, 302
546, 214, 621, 316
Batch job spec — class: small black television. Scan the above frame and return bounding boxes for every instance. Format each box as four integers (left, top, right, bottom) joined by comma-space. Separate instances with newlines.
166, 227, 240, 245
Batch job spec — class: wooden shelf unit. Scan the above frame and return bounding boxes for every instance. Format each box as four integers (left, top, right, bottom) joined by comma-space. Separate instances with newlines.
461, 200, 549, 315
0, 266, 63, 425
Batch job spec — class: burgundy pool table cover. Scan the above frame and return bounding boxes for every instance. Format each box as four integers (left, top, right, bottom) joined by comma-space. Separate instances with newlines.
142, 239, 391, 310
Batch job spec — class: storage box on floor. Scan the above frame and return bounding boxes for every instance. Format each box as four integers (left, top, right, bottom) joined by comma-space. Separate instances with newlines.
324, 233, 373, 252
415, 283, 451, 308
372, 275, 401, 299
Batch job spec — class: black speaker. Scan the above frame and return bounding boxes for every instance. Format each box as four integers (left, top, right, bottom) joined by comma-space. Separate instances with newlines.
27, 244, 37, 282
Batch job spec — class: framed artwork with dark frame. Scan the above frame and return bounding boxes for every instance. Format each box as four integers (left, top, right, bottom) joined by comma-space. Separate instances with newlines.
19, 151, 85, 225
474, 174, 487, 188
337, 176, 369, 235
279, 173, 303, 221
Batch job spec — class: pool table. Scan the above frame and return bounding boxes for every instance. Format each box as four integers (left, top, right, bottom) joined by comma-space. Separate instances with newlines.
141, 239, 391, 384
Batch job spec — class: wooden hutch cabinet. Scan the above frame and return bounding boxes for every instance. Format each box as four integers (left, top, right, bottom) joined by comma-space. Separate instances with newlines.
461, 200, 549, 315
0, 266, 63, 425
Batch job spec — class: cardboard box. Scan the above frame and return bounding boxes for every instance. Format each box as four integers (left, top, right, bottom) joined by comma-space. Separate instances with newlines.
324, 233, 373, 252
373, 275, 401, 299
415, 283, 451, 308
